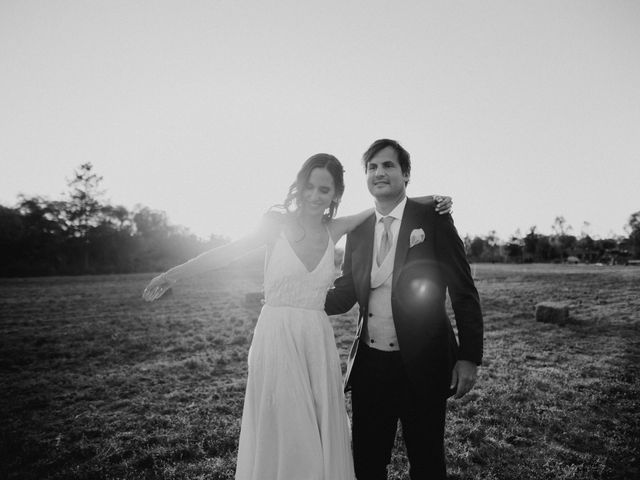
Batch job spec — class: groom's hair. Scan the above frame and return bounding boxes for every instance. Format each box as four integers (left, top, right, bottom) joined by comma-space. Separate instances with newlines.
362, 139, 411, 179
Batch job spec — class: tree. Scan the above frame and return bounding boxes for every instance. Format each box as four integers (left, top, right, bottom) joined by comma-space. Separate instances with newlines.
65, 163, 106, 270
576, 235, 596, 262
66, 163, 105, 238
523, 226, 539, 262
467, 236, 486, 260
11, 196, 70, 274
536, 235, 553, 261
0, 206, 24, 275
626, 211, 640, 259
552, 216, 572, 237
133, 206, 172, 238
550, 216, 576, 260
485, 230, 501, 262
506, 233, 524, 263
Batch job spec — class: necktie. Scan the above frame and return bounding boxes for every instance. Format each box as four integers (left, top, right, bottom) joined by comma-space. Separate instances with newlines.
377, 216, 394, 266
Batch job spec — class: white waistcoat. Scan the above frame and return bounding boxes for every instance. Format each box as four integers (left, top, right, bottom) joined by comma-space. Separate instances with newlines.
363, 248, 400, 351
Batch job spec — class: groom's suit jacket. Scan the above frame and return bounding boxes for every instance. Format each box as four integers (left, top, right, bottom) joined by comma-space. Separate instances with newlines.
325, 198, 483, 399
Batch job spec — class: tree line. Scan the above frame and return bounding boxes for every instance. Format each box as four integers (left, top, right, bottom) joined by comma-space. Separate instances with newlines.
1, 164, 639, 277
0, 163, 227, 277
463, 214, 640, 264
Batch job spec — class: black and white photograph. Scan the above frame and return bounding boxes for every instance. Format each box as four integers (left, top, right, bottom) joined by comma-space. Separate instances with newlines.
1, 1, 639, 479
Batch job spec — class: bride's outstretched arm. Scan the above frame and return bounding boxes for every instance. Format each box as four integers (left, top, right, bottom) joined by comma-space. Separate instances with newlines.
328, 195, 453, 242
142, 213, 281, 301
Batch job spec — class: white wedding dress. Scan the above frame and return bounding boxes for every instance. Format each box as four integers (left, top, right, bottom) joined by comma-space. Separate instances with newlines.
235, 231, 355, 480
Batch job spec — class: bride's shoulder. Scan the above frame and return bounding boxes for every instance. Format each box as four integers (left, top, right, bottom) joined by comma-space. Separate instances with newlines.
263, 209, 287, 224
259, 210, 289, 242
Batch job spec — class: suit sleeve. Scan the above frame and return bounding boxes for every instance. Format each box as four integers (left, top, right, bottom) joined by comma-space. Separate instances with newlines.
325, 233, 358, 316
435, 212, 484, 365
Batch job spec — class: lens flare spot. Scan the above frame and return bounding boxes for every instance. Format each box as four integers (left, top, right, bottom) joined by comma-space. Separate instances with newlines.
410, 278, 431, 300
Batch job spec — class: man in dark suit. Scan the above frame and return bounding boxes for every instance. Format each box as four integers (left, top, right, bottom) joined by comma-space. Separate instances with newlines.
325, 139, 483, 480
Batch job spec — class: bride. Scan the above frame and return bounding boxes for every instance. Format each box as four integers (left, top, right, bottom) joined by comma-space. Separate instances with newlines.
143, 153, 451, 480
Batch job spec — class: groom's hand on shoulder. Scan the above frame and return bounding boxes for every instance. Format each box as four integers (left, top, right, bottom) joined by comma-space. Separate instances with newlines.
450, 360, 478, 399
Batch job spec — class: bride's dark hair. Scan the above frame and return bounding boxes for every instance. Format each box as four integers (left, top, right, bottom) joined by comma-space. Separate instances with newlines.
281, 153, 345, 221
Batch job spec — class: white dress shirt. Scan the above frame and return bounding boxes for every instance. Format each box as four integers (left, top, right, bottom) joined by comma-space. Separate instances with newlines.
372, 197, 407, 265
364, 196, 407, 351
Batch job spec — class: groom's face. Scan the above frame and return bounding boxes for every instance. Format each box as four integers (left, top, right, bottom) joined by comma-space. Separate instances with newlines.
366, 146, 409, 200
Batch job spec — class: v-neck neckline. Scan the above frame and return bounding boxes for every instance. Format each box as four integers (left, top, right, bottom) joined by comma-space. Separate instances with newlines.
282, 230, 331, 274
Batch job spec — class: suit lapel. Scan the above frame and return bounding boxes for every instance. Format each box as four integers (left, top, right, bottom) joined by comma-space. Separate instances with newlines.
393, 199, 420, 288
343, 213, 374, 393
352, 213, 375, 304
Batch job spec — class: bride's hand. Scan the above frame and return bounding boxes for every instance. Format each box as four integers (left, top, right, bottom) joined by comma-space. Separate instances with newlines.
434, 195, 453, 215
142, 273, 176, 302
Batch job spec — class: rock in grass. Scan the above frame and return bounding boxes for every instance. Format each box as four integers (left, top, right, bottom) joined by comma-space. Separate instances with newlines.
535, 301, 570, 325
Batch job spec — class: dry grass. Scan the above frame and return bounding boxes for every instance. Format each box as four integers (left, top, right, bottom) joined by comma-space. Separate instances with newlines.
1, 264, 638, 479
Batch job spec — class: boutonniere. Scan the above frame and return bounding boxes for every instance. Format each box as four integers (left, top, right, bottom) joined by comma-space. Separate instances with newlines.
409, 228, 425, 248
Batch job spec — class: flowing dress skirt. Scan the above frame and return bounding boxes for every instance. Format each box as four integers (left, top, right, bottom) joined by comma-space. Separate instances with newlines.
235, 304, 355, 480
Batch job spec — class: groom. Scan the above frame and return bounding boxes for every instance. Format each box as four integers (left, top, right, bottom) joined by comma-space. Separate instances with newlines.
325, 139, 483, 480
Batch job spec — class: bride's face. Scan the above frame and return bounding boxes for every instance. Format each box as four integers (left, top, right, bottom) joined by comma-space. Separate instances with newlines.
300, 167, 337, 218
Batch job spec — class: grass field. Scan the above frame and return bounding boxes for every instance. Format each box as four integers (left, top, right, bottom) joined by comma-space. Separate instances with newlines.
1, 263, 639, 479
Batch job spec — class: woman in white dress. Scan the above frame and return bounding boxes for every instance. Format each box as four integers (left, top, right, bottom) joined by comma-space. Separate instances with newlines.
143, 154, 451, 480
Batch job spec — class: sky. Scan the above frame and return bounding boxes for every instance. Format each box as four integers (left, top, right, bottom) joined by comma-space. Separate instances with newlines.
1, 0, 639, 242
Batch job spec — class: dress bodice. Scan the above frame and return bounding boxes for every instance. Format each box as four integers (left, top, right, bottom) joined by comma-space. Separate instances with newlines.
263, 231, 336, 311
